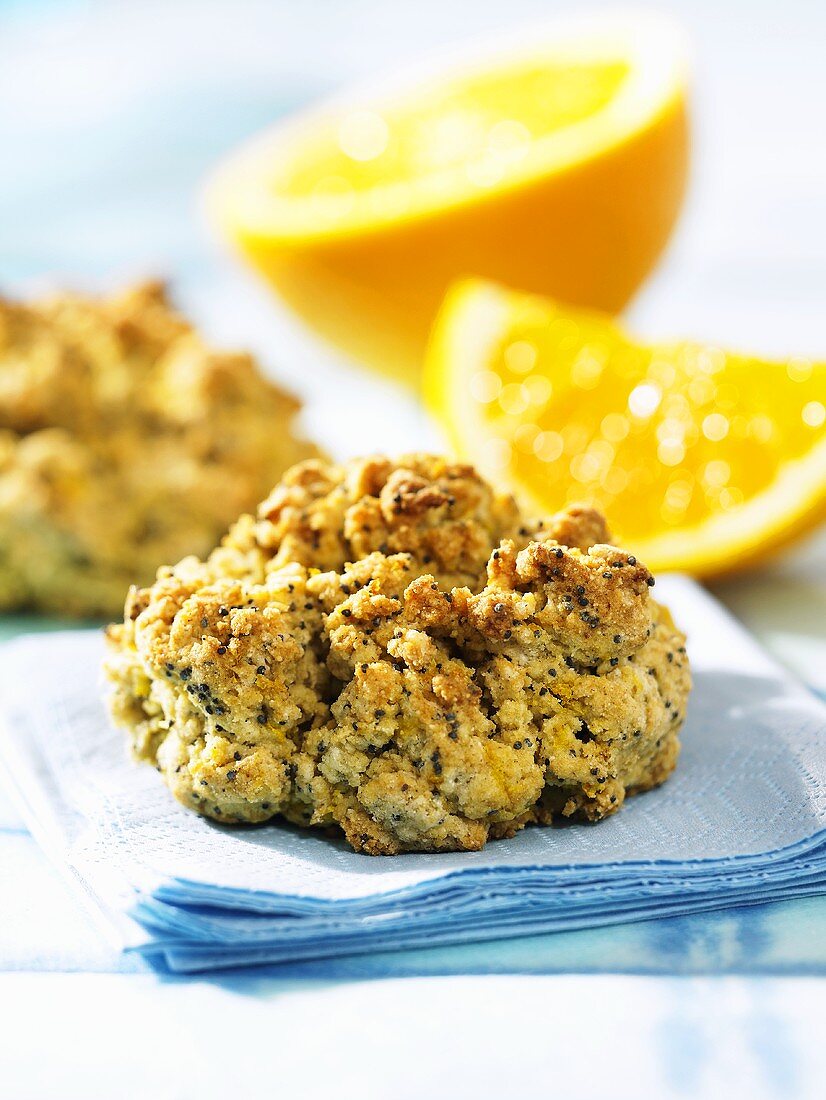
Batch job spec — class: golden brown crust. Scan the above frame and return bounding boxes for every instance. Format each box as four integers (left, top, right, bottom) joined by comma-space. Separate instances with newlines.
255, 453, 522, 589
0, 282, 319, 616
106, 454, 691, 854
467, 539, 656, 664
533, 504, 613, 552
293, 555, 544, 853
107, 560, 329, 823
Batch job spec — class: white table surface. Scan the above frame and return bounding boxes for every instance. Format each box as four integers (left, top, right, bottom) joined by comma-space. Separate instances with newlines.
1, 1, 825, 1096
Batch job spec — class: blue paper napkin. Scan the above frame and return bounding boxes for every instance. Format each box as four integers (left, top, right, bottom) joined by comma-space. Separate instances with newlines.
1, 576, 824, 972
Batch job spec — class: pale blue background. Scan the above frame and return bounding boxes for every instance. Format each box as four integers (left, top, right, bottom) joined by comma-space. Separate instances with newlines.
1, 2, 825, 1096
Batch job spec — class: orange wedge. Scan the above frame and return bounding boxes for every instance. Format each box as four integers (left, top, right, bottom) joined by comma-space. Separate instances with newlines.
425, 280, 826, 577
208, 13, 690, 384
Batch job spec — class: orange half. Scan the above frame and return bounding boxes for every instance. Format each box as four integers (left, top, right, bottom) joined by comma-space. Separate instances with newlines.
208, 13, 690, 383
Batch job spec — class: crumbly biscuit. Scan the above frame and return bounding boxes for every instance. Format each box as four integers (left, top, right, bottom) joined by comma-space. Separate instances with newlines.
108, 558, 330, 823
253, 453, 523, 589
0, 281, 319, 615
106, 454, 691, 854
292, 554, 545, 853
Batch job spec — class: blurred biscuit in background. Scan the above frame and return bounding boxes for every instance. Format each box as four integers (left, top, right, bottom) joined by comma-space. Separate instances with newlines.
0, 281, 320, 617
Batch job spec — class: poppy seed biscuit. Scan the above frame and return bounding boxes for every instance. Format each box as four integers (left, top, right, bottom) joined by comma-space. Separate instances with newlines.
106, 454, 691, 854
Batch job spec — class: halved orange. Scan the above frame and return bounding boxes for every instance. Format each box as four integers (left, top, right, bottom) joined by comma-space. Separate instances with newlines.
425, 280, 826, 577
208, 13, 689, 384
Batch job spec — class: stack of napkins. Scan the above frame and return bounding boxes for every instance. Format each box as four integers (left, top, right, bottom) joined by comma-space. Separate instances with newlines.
1, 577, 824, 973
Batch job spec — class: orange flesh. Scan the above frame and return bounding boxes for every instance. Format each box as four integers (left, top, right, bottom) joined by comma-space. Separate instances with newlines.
277, 61, 629, 200
453, 294, 826, 549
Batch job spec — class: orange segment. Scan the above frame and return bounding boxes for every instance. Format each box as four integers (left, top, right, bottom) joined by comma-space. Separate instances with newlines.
424, 280, 826, 577
208, 13, 689, 383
